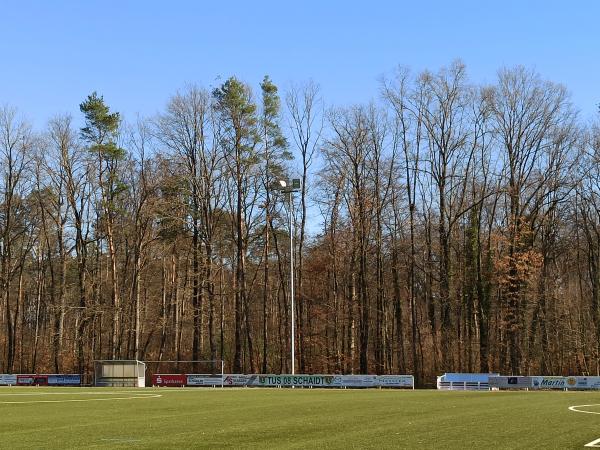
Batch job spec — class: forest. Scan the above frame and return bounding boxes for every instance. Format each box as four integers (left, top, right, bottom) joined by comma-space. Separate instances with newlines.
1, 61, 599, 385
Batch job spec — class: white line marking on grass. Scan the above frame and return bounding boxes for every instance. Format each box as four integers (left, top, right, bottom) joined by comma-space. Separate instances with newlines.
569, 404, 600, 415
0, 390, 162, 398
0, 391, 152, 396
100, 438, 142, 443
585, 438, 600, 447
0, 393, 161, 404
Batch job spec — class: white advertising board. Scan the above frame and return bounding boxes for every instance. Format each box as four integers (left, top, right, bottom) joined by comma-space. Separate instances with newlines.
332, 375, 378, 387
217, 374, 413, 388
187, 375, 222, 386
500, 376, 600, 390
571, 376, 600, 389
543, 376, 600, 390
0, 374, 17, 385
531, 376, 567, 389
487, 375, 600, 390
378, 375, 414, 388
223, 374, 250, 386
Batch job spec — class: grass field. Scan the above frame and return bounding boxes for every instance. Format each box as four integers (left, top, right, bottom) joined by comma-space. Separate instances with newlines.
0, 387, 599, 449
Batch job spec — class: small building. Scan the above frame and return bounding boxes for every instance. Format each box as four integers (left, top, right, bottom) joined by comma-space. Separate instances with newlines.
94, 360, 146, 387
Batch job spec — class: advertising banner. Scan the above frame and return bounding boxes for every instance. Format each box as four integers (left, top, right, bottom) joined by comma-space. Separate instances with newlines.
220, 374, 413, 388
187, 375, 222, 386
489, 376, 533, 389
531, 376, 595, 389
151, 373, 414, 388
152, 374, 186, 387
576, 376, 600, 389
0, 374, 17, 385
333, 375, 378, 387
531, 376, 567, 389
223, 374, 250, 386
378, 375, 414, 388
16, 375, 48, 386
248, 375, 337, 387
488, 375, 600, 390
548, 376, 600, 390
47, 374, 81, 386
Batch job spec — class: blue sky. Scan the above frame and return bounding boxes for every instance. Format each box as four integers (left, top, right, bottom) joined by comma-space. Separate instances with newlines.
0, 0, 598, 128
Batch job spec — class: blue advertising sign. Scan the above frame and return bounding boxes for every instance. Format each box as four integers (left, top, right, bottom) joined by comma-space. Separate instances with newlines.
47, 374, 81, 386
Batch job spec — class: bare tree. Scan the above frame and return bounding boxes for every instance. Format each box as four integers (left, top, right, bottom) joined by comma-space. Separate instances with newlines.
286, 80, 322, 371
489, 66, 576, 373
0, 106, 33, 372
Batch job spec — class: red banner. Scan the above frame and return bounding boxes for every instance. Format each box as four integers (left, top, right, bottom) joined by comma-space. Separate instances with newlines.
17, 375, 48, 386
152, 374, 187, 387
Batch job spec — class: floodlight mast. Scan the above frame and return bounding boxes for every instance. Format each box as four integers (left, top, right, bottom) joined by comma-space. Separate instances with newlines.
276, 178, 300, 375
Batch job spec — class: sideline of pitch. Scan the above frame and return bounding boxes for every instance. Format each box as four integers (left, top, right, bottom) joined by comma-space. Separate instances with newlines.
0, 390, 162, 404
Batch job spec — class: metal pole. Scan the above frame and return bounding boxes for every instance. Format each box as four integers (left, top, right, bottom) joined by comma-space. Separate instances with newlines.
289, 190, 295, 375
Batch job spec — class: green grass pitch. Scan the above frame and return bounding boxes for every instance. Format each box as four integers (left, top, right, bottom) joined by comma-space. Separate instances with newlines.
1, 387, 599, 449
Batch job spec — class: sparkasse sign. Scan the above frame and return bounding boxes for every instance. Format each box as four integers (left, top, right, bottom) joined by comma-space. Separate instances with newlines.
152, 374, 186, 386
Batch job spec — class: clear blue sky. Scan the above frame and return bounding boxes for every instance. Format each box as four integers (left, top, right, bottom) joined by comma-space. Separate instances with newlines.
0, 0, 598, 128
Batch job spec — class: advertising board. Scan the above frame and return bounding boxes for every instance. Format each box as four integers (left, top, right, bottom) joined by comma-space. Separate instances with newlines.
152, 374, 187, 387
573, 376, 600, 389
532, 376, 567, 389
187, 375, 222, 386
553, 376, 600, 390
249, 375, 337, 387
332, 375, 378, 387
150, 373, 414, 388
223, 374, 250, 386
47, 374, 81, 386
530, 376, 595, 389
489, 375, 600, 390
221, 374, 413, 388
16, 375, 48, 386
0, 374, 17, 385
377, 375, 414, 388
488, 376, 533, 389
